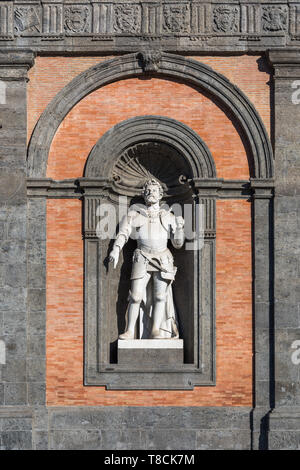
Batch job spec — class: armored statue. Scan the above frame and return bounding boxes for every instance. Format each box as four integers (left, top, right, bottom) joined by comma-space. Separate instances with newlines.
109, 179, 185, 339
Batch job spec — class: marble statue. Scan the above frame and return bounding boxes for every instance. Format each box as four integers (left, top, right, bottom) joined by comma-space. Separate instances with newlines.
109, 179, 185, 339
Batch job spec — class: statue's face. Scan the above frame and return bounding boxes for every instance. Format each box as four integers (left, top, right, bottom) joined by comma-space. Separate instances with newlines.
143, 184, 162, 205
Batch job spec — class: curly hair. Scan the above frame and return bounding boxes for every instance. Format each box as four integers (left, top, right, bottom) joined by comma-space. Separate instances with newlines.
142, 178, 164, 198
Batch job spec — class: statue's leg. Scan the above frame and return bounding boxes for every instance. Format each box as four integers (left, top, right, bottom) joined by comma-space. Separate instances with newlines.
119, 273, 151, 340
151, 273, 170, 339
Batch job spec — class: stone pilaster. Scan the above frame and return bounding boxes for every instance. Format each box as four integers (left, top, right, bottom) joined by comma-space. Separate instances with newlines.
0, 50, 34, 417
268, 50, 300, 449
250, 181, 274, 450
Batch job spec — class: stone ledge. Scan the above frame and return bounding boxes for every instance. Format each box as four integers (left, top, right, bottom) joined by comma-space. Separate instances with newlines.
0, 406, 32, 418
0, 50, 35, 67
118, 339, 184, 349
268, 49, 300, 65
269, 407, 300, 430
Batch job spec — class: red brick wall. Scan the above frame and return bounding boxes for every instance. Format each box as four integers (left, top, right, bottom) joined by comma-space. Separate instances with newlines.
27, 55, 270, 406
27, 56, 112, 142
46, 198, 252, 406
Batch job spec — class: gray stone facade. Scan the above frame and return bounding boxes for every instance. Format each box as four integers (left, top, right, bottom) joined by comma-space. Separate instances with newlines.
0, 0, 299, 450
0, 406, 252, 450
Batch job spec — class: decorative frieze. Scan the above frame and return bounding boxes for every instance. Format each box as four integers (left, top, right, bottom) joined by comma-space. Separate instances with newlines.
114, 3, 141, 34
92, 2, 113, 34
261, 5, 288, 32
64, 4, 91, 34
212, 6, 239, 34
0, 2, 13, 37
142, 2, 161, 35
241, 4, 261, 35
3, 2, 300, 50
162, 3, 190, 34
14, 3, 42, 35
191, 3, 211, 35
42, 2, 63, 35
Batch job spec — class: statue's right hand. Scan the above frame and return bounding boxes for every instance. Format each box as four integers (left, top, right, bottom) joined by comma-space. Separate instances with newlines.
109, 248, 119, 269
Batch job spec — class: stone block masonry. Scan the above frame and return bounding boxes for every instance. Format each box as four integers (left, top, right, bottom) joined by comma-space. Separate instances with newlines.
0, 1, 298, 445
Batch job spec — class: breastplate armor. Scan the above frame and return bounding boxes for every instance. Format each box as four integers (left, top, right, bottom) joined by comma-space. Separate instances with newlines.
131, 210, 176, 280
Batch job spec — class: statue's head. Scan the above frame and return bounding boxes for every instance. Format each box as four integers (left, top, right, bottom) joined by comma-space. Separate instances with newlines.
142, 179, 163, 205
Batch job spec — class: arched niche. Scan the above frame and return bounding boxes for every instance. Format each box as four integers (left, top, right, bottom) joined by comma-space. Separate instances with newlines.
82, 116, 216, 389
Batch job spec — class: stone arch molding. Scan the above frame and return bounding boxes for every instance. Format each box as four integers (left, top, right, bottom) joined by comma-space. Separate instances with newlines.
27, 52, 274, 179
85, 115, 216, 183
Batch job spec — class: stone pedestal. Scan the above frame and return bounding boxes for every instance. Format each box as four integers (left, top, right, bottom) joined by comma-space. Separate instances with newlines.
118, 339, 184, 366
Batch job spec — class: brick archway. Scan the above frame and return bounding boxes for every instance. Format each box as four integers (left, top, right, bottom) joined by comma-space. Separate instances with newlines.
27, 52, 273, 180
